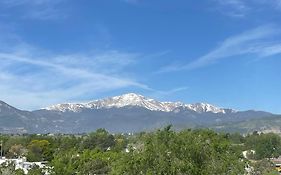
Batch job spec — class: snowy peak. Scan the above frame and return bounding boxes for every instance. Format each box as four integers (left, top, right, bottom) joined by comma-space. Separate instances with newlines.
185, 103, 227, 114
44, 93, 235, 114
45, 103, 86, 113
87, 93, 162, 110
46, 93, 176, 112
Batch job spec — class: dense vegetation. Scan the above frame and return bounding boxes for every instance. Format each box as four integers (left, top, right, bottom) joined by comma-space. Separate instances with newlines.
0, 127, 280, 174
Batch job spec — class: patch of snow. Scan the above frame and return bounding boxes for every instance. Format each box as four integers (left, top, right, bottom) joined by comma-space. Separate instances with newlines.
43, 93, 236, 114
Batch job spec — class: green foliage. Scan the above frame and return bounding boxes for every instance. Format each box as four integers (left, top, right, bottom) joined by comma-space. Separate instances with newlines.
112, 134, 128, 152
228, 132, 245, 144
2, 127, 281, 174
27, 165, 45, 175
7, 144, 27, 158
57, 135, 80, 151
27, 140, 53, 162
250, 159, 279, 175
111, 127, 245, 175
50, 149, 121, 175
245, 133, 281, 159
2, 136, 28, 157
80, 128, 116, 150
50, 149, 78, 175
0, 162, 25, 175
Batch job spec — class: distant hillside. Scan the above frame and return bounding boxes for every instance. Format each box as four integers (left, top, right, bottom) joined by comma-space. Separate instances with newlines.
0, 93, 279, 134
211, 115, 281, 134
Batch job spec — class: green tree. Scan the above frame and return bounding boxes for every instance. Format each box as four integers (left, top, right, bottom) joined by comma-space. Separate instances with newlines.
111, 127, 245, 175
0, 162, 25, 175
245, 133, 281, 159
7, 144, 27, 158
51, 149, 119, 175
27, 140, 53, 162
27, 165, 45, 175
250, 159, 279, 175
81, 129, 116, 150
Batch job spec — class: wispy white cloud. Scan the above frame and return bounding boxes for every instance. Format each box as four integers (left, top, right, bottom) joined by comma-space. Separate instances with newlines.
0, 0, 67, 20
146, 86, 189, 103
214, 0, 281, 17
0, 29, 186, 110
1, 0, 64, 6
159, 25, 281, 72
259, 44, 281, 57
154, 87, 188, 96
214, 0, 249, 18
121, 0, 141, 5
0, 32, 153, 109
254, 0, 281, 10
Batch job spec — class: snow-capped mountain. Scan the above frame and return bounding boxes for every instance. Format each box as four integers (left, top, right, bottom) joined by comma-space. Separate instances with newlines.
185, 103, 232, 114
0, 94, 276, 134
45, 93, 235, 114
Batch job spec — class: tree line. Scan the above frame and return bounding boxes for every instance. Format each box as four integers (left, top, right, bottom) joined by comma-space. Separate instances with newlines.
0, 127, 281, 174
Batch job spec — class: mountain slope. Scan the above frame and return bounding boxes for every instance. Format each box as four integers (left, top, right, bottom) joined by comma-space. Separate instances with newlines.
34, 93, 275, 133
0, 101, 41, 133
0, 93, 279, 133
211, 115, 281, 134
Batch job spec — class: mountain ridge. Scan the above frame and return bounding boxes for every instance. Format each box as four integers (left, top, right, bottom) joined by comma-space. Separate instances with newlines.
0, 93, 278, 134
43, 93, 236, 114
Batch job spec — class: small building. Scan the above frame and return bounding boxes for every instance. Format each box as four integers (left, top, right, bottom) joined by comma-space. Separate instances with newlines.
271, 156, 281, 173
0, 156, 49, 174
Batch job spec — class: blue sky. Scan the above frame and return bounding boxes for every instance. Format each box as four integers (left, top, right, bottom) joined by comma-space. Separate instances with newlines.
0, 0, 280, 113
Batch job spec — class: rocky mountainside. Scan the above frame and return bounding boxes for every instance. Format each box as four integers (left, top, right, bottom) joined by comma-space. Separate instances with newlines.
44, 93, 235, 113
0, 101, 40, 133
0, 93, 278, 134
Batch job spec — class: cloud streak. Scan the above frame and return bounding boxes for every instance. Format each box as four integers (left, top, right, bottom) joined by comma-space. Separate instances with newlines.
159, 25, 281, 72
0, 0, 68, 20
214, 0, 281, 17
0, 31, 185, 110
214, 0, 249, 17
0, 37, 152, 109
121, 0, 140, 5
